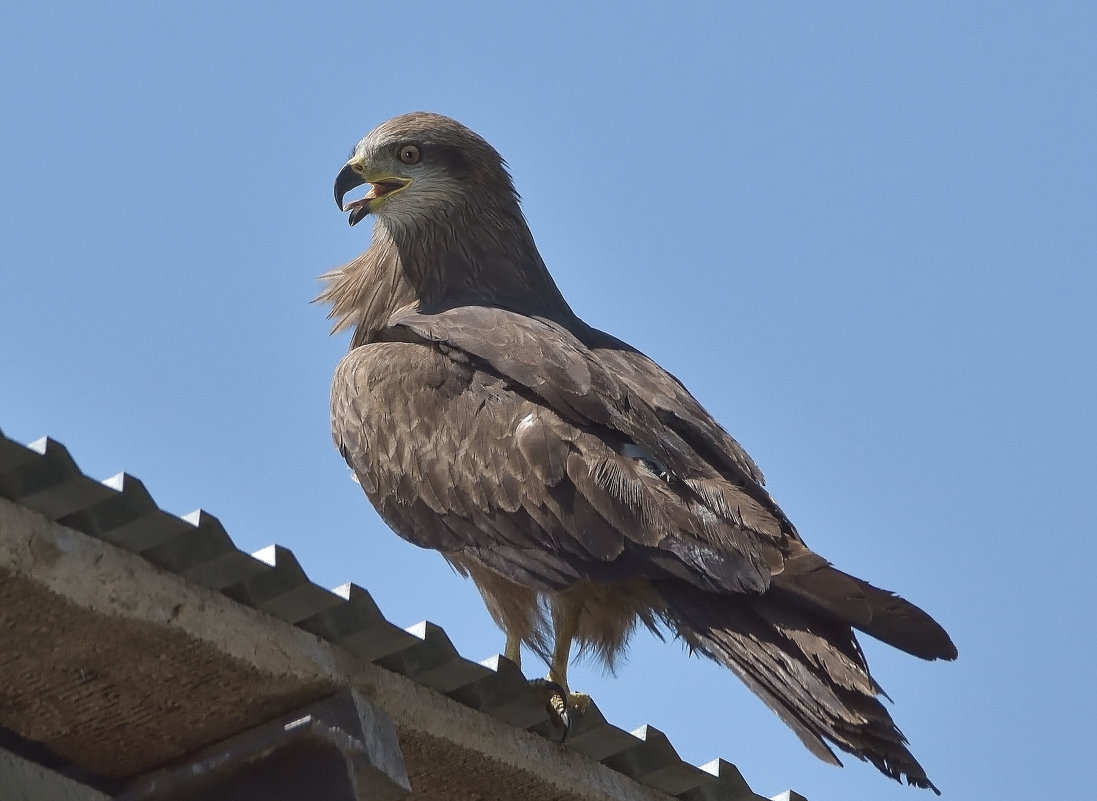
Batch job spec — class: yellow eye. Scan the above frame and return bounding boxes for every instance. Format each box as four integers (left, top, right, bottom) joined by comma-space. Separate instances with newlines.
398, 144, 421, 164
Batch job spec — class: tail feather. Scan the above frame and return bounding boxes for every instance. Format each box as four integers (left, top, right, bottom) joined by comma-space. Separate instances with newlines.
659, 583, 942, 794
774, 548, 958, 661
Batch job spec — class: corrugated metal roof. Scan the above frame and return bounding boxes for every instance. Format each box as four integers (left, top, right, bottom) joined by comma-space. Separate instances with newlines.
0, 427, 796, 801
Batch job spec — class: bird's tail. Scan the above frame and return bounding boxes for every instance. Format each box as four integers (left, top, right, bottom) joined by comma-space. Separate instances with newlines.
771, 547, 958, 662
658, 583, 943, 793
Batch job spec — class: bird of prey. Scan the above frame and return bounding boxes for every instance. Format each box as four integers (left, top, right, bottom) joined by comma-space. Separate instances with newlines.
323, 112, 957, 792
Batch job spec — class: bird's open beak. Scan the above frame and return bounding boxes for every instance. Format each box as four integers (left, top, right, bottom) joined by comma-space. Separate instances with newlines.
334, 160, 412, 226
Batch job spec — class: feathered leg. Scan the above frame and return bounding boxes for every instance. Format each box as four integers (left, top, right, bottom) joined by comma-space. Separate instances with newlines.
504, 630, 522, 666
548, 596, 580, 692
549, 596, 594, 712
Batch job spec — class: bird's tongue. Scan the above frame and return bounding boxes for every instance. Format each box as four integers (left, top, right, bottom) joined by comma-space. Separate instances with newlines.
341, 181, 401, 212
371, 181, 403, 197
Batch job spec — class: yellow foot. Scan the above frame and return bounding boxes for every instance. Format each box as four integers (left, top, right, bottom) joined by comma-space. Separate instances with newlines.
529, 679, 582, 745
567, 691, 592, 713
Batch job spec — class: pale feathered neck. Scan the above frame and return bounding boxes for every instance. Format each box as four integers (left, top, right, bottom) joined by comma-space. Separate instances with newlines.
318, 201, 576, 346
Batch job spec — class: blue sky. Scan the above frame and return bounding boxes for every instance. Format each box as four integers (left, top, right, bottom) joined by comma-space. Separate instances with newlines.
2, 3, 1094, 799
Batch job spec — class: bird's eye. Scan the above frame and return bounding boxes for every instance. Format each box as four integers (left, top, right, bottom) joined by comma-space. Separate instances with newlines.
398, 144, 422, 164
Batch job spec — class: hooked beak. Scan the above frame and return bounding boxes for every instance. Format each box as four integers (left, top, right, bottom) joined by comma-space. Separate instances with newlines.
334, 161, 412, 226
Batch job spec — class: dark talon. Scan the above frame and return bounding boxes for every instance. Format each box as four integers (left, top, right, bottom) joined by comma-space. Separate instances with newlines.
529, 678, 570, 745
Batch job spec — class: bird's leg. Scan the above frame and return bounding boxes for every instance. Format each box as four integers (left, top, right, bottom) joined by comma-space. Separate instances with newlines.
504, 629, 522, 668
547, 597, 577, 690
549, 598, 591, 713
526, 598, 586, 745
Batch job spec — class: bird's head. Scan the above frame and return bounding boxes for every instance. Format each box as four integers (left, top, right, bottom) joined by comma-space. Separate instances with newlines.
335, 112, 517, 228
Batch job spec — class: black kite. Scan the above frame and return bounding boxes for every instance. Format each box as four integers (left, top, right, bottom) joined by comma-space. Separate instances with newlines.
322, 112, 956, 792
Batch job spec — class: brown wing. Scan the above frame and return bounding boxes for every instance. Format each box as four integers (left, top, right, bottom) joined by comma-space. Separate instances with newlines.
331, 307, 789, 597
